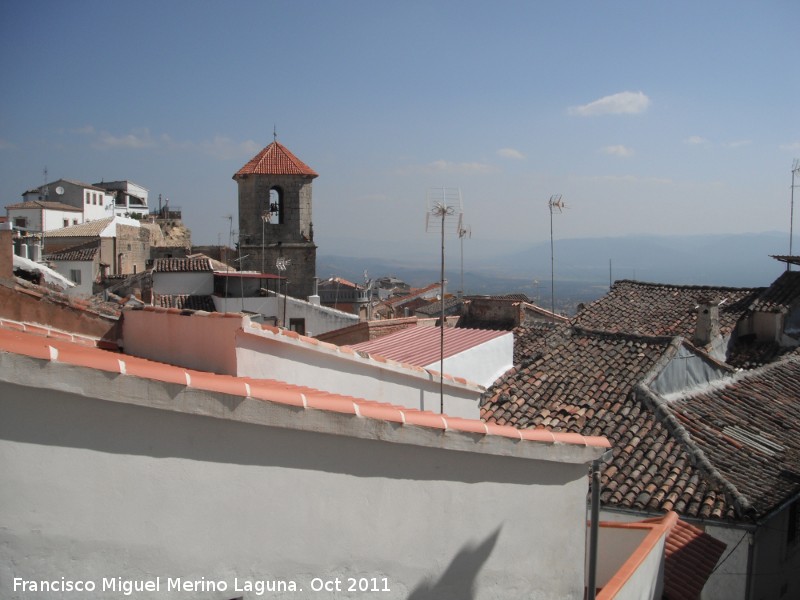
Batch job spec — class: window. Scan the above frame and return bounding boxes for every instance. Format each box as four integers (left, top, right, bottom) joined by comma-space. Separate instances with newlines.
63, 219, 69, 227
269, 186, 284, 224
289, 318, 306, 335
69, 269, 82, 284
73, 219, 78, 225
14, 217, 26, 229
85, 193, 90, 205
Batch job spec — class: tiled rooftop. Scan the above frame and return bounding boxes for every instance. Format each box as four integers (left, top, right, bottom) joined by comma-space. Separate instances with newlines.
573, 279, 762, 339
648, 515, 727, 600
44, 217, 116, 238
482, 327, 736, 520
45, 240, 99, 262
351, 326, 508, 368
154, 294, 216, 312
233, 141, 318, 178
5, 200, 83, 211
484, 324, 800, 522
153, 257, 212, 272
747, 270, 800, 313
667, 356, 800, 518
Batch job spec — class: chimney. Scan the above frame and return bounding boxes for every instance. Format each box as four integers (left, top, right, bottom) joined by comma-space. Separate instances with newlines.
0, 222, 14, 280
693, 299, 720, 347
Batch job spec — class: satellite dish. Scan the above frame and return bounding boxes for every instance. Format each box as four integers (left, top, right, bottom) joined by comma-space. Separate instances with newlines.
55, 186, 65, 195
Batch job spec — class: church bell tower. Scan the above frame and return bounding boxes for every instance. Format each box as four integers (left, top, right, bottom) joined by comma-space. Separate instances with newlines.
233, 139, 318, 300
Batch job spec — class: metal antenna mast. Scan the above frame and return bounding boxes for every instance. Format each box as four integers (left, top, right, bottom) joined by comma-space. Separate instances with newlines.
425, 187, 463, 414
789, 159, 800, 271
548, 195, 566, 317
458, 223, 471, 297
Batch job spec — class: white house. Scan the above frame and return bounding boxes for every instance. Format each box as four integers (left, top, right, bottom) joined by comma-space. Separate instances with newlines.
94, 180, 149, 218
5, 200, 83, 233
22, 179, 112, 221
45, 241, 100, 297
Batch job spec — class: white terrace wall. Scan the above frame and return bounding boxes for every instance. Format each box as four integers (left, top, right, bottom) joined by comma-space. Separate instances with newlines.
214, 294, 358, 336
0, 352, 599, 600
121, 310, 482, 419
424, 332, 513, 388
235, 326, 482, 419
152, 271, 214, 296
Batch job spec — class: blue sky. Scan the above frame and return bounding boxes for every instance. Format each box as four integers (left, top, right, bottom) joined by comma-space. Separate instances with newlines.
1, 0, 798, 257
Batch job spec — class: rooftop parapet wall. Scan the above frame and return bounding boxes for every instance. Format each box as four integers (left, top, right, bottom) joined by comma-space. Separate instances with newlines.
122, 307, 487, 419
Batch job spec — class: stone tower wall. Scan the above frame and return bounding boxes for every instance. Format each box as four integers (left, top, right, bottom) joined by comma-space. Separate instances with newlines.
236, 173, 316, 300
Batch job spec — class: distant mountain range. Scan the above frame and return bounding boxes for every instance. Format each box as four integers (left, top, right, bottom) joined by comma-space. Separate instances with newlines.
318, 231, 790, 309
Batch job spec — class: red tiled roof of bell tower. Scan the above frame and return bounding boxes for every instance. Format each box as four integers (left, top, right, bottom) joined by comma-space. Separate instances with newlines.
233, 141, 318, 179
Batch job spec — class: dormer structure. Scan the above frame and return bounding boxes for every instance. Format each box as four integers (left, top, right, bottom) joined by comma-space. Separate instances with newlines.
233, 140, 318, 300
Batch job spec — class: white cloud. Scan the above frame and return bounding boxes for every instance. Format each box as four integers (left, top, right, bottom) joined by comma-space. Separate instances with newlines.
601, 145, 634, 158
399, 160, 498, 175
780, 142, 800, 151
596, 174, 673, 185
93, 128, 157, 150
78, 125, 260, 159
568, 91, 650, 116
685, 136, 709, 145
723, 140, 751, 148
497, 148, 525, 160
197, 136, 262, 160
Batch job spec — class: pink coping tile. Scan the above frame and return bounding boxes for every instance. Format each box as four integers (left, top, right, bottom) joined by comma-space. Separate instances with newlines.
485, 422, 523, 440
246, 380, 307, 407
356, 402, 405, 424
402, 411, 447, 430
122, 357, 190, 386
51, 342, 123, 374
582, 435, 612, 449
445, 417, 489, 435
518, 429, 556, 444
552, 432, 589, 446
0, 320, 26, 332
305, 393, 358, 415
23, 323, 50, 337
0, 329, 53, 360
185, 370, 250, 397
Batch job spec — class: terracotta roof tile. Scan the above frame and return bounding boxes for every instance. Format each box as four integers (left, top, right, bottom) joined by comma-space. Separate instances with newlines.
154, 295, 216, 311
153, 257, 212, 272
45, 240, 99, 262
233, 141, 318, 178
668, 356, 800, 518
747, 270, 800, 313
660, 518, 727, 599
482, 327, 739, 520
573, 280, 762, 338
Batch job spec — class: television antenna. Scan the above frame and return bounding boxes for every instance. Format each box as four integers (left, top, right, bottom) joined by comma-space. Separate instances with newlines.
458, 223, 471, 297
276, 257, 291, 326
548, 195, 567, 317
425, 187, 463, 414
789, 159, 800, 271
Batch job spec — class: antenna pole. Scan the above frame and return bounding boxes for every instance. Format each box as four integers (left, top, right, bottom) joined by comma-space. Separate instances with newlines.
790, 159, 800, 271
440, 199, 446, 413
425, 187, 463, 414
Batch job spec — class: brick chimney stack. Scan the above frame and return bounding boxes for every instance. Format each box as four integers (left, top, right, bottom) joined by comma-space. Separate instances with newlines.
0, 222, 14, 280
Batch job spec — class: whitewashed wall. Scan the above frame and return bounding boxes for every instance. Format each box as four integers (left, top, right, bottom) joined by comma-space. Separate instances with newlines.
0, 352, 600, 600
122, 310, 482, 419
